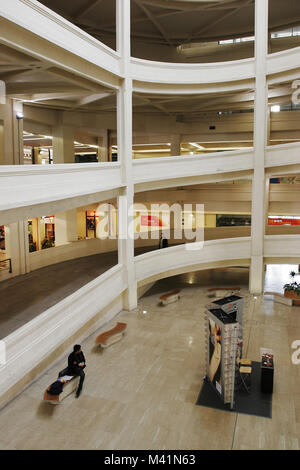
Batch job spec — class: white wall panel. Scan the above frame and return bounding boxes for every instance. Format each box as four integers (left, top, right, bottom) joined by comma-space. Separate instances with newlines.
135, 238, 251, 283
267, 47, 300, 75
130, 57, 255, 85
0, 163, 123, 225
264, 235, 300, 258
133, 150, 254, 187
266, 142, 300, 169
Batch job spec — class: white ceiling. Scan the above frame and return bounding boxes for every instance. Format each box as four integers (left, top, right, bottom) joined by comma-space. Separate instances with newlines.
37, 0, 300, 59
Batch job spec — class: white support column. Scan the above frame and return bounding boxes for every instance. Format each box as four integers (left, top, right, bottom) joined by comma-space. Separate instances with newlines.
250, 0, 269, 294
117, 0, 137, 311
170, 134, 181, 156
55, 210, 78, 246
53, 113, 74, 164
5, 221, 29, 276
13, 100, 24, 165
97, 131, 109, 162
0, 99, 23, 165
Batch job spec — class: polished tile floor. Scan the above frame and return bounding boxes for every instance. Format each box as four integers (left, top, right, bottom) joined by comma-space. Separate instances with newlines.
0, 265, 299, 450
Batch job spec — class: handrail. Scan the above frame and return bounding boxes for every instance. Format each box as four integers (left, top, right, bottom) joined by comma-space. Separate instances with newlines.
0, 258, 12, 273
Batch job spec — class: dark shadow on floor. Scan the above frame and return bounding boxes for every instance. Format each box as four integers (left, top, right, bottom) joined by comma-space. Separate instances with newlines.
141, 267, 250, 298
196, 362, 272, 419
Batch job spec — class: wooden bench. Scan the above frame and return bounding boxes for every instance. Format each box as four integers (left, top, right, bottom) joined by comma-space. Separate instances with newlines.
207, 287, 241, 297
95, 322, 127, 348
159, 289, 180, 306
43, 376, 79, 405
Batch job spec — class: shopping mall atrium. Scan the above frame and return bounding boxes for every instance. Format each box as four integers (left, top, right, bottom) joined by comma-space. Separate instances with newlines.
1, 0, 300, 451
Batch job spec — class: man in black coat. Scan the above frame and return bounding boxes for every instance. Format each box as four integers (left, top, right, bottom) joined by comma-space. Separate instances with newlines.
59, 344, 86, 398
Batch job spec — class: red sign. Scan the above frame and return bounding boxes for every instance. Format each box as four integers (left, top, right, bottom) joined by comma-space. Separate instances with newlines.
268, 218, 300, 226
141, 215, 163, 227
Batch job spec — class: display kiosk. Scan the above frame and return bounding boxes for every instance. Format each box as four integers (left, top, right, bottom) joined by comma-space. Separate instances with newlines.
205, 307, 241, 409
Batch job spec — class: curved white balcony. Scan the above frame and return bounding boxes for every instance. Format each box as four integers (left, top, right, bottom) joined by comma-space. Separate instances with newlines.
267, 47, 300, 76
264, 235, 300, 259
133, 150, 254, 190
266, 142, 300, 170
0, 264, 126, 400
0, 163, 122, 225
130, 57, 255, 85
135, 237, 251, 285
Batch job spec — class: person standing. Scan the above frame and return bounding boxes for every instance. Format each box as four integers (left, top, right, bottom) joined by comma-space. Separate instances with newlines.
159, 232, 169, 249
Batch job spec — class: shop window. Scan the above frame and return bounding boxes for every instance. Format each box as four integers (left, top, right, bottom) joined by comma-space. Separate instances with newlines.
28, 221, 37, 252
41, 216, 55, 249
216, 214, 251, 227
75, 154, 98, 163
0, 226, 5, 251
86, 211, 99, 239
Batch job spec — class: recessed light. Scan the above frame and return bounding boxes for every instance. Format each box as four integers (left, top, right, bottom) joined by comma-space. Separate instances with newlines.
271, 105, 280, 113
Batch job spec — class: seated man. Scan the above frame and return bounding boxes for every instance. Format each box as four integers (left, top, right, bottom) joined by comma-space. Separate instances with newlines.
59, 344, 86, 398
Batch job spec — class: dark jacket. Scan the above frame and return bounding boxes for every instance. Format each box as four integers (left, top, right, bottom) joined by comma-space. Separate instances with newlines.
68, 351, 86, 372
48, 380, 64, 396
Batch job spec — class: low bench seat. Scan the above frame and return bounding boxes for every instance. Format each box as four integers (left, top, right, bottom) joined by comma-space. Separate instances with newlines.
207, 287, 241, 297
159, 289, 180, 305
96, 322, 127, 348
43, 375, 79, 405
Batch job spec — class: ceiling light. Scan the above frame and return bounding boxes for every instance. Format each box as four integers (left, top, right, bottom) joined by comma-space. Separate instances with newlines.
271, 105, 280, 113
189, 142, 205, 150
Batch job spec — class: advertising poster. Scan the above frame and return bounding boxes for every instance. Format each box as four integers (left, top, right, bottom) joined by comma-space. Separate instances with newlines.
208, 318, 222, 395
141, 215, 163, 227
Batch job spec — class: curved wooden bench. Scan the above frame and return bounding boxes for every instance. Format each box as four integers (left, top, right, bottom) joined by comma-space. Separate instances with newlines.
43, 375, 79, 405
160, 289, 180, 305
96, 322, 127, 348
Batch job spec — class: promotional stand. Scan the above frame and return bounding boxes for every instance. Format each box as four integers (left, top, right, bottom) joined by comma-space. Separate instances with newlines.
210, 295, 244, 356
205, 307, 240, 409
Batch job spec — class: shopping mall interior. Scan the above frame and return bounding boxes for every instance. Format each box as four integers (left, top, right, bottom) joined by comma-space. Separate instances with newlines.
1, 0, 300, 451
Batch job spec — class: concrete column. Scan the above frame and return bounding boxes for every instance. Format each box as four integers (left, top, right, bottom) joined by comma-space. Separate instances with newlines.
250, 0, 269, 294
53, 113, 74, 164
117, 0, 137, 311
55, 209, 78, 246
0, 99, 23, 165
170, 134, 181, 156
13, 101, 24, 165
97, 131, 109, 162
5, 221, 29, 276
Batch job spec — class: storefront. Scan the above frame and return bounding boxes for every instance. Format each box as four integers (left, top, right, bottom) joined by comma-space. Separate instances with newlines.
0, 225, 5, 251
216, 214, 251, 227
28, 216, 55, 252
